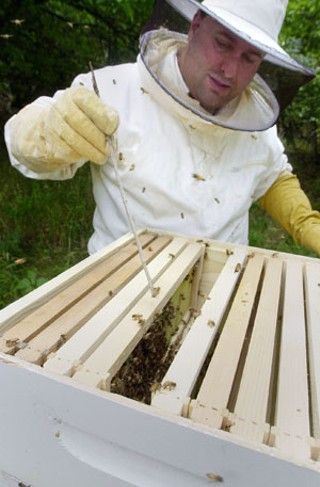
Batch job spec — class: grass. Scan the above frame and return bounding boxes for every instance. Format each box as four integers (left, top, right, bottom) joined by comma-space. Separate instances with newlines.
249, 148, 320, 258
249, 202, 317, 257
0, 141, 95, 308
1, 141, 319, 309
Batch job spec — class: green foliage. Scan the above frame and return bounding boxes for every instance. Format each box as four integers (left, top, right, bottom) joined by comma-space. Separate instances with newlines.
282, 0, 320, 55
13, 269, 48, 295
249, 203, 317, 258
279, 0, 320, 156
0, 0, 153, 116
249, 152, 320, 258
0, 146, 94, 308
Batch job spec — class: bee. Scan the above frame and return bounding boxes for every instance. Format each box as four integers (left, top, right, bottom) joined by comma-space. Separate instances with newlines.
192, 173, 206, 181
190, 308, 201, 318
59, 334, 67, 344
206, 472, 224, 482
142, 187, 146, 193
214, 197, 220, 204
140, 87, 149, 95
234, 263, 242, 273
118, 152, 124, 161
222, 418, 235, 432
150, 382, 162, 393
251, 134, 258, 140
132, 313, 143, 320
162, 381, 177, 391
180, 212, 185, 219
198, 292, 211, 301
207, 320, 215, 328
5, 338, 19, 347
10, 19, 25, 26
129, 163, 135, 171
225, 248, 233, 256
112, 79, 117, 85
151, 286, 160, 297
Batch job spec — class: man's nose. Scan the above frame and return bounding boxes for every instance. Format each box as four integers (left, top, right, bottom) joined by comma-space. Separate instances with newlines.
219, 54, 240, 78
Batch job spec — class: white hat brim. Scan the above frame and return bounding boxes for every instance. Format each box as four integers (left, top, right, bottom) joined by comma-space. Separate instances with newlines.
166, 0, 314, 75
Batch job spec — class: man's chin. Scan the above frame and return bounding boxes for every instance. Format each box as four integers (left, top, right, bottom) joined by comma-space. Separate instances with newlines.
199, 100, 222, 115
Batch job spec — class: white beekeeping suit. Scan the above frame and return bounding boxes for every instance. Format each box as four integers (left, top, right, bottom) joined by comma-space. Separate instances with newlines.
4, 0, 320, 255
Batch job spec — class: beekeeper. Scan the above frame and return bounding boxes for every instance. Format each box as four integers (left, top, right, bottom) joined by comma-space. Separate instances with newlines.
4, 0, 320, 255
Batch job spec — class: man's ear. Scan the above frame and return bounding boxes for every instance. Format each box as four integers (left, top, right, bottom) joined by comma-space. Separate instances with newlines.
188, 10, 203, 40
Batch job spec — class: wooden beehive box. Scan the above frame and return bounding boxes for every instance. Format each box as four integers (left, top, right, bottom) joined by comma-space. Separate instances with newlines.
0, 229, 319, 487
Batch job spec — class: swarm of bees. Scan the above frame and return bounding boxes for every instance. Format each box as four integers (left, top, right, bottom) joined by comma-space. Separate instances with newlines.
110, 302, 178, 404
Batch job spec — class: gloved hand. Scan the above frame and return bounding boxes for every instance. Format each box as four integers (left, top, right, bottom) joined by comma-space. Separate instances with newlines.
9, 86, 119, 172
259, 171, 320, 255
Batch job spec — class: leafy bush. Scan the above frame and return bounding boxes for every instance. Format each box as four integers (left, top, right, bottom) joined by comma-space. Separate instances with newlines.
280, 0, 320, 158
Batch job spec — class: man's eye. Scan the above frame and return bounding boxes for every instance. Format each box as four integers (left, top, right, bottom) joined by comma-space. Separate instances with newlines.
243, 55, 255, 64
244, 54, 261, 64
215, 38, 230, 49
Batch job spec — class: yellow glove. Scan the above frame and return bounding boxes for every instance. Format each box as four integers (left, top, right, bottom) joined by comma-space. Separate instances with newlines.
9, 86, 119, 172
259, 172, 320, 255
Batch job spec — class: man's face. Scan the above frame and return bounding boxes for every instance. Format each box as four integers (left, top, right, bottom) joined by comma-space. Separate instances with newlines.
178, 13, 264, 113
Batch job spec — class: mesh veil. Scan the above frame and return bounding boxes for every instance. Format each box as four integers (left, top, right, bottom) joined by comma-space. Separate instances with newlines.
141, 0, 315, 115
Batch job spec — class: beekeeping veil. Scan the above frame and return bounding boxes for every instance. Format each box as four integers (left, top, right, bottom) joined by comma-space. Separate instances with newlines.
140, 0, 315, 131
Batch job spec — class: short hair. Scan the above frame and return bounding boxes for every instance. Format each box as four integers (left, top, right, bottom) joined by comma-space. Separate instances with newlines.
198, 9, 207, 19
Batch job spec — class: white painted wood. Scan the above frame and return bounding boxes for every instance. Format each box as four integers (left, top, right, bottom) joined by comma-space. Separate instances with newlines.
72, 242, 204, 390
0, 352, 319, 487
271, 260, 310, 459
188, 248, 205, 311
304, 262, 320, 441
151, 249, 247, 416
1, 231, 320, 485
44, 237, 189, 376
231, 256, 283, 443
197, 247, 228, 297
190, 254, 265, 429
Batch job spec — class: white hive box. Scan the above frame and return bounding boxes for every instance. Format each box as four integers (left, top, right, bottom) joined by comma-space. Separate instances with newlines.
0, 229, 319, 487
